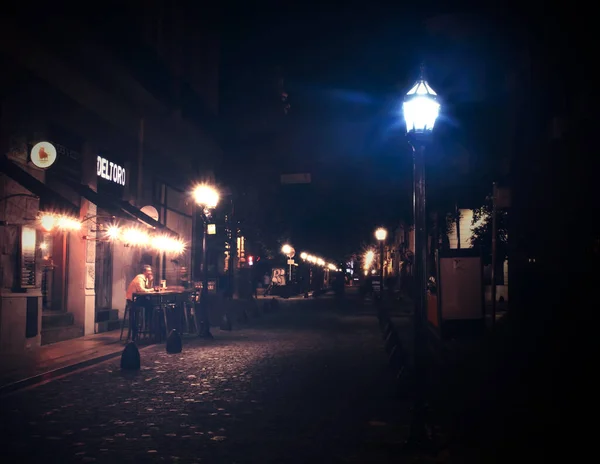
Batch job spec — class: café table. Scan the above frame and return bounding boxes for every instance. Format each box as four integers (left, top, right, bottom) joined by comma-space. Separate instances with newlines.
132, 287, 197, 342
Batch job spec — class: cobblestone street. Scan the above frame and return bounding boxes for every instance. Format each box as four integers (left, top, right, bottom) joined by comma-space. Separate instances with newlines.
1, 296, 410, 463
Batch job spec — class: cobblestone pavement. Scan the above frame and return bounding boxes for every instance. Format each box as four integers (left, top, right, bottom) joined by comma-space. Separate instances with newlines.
0, 297, 412, 463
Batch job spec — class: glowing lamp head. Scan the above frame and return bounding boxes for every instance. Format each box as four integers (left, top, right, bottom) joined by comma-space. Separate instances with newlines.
300, 252, 308, 260
281, 244, 293, 256
403, 78, 440, 134
375, 227, 387, 241
193, 184, 219, 208
172, 239, 186, 255
106, 225, 121, 240
363, 250, 375, 270
122, 227, 150, 246
148, 234, 184, 255
39, 213, 81, 232
40, 214, 56, 231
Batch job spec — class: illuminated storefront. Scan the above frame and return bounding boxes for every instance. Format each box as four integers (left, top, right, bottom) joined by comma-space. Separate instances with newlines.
0, 129, 186, 351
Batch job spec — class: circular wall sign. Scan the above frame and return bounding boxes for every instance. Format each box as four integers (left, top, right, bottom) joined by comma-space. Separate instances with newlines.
30, 142, 57, 169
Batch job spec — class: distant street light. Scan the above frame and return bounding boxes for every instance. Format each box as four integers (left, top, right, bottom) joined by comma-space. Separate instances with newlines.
402, 65, 440, 450
193, 184, 220, 339
375, 227, 388, 242
375, 227, 387, 299
363, 249, 375, 276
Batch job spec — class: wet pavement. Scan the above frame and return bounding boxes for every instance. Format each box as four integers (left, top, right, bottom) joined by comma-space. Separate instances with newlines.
0, 295, 412, 463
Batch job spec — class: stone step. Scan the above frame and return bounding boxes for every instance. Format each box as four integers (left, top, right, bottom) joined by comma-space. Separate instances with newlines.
41, 325, 84, 346
41, 311, 74, 329
94, 320, 121, 334
95, 309, 119, 323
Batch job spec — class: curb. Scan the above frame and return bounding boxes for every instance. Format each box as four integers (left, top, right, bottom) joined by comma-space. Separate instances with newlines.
0, 344, 153, 397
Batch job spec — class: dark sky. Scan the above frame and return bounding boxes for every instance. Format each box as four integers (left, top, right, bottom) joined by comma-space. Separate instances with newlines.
220, 3, 514, 259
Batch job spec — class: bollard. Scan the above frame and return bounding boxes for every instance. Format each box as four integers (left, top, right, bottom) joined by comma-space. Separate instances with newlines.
220, 313, 232, 331
120, 341, 141, 370
166, 329, 183, 354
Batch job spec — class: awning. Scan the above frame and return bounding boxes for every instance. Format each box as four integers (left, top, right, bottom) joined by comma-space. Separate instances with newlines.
0, 156, 79, 216
118, 200, 175, 233
62, 179, 178, 237
60, 178, 130, 221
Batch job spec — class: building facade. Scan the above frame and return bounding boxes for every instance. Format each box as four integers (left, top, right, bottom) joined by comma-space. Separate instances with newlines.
0, 4, 221, 353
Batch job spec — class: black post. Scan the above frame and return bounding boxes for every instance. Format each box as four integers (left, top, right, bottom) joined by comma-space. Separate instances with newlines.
491, 183, 498, 327
228, 198, 236, 298
191, 206, 199, 283
379, 240, 385, 300
200, 217, 213, 338
405, 142, 431, 449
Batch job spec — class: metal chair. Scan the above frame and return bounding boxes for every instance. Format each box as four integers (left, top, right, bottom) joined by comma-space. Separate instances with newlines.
120, 301, 153, 343
120, 300, 133, 341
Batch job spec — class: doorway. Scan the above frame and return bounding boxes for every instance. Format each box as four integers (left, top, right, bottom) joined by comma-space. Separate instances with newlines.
41, 232, 68, 312
95, 240, 113, 310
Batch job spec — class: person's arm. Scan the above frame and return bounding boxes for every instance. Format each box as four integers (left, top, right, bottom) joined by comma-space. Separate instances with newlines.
134, 275, 152, 293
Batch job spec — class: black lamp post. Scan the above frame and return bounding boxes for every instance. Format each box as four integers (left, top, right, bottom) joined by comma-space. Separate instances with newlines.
375, 227, 388, 300
402, 65, 441, 450
193, 184, 219, 339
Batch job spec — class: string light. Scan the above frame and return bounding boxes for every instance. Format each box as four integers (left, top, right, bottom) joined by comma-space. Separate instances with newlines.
122, 227, 150, 246
39, 213, 81, 232
299, 252, 337, 268
106, 224, 121, 241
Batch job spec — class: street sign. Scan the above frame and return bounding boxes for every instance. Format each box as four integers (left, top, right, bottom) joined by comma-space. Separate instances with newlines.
287, 259, 295, 265
372, 279, 381, 294
281, 173, 311, 184
207, 224, 216, 235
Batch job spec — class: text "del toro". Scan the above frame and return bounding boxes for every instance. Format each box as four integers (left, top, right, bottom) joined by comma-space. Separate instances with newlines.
97, 156, 126, 186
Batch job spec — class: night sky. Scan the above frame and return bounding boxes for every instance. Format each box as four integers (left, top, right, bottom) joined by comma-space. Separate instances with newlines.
220, 3, 511, 259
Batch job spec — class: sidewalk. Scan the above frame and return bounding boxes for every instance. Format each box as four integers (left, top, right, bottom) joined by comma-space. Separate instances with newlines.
0, 297, 287, 396
0, 329, 130, 395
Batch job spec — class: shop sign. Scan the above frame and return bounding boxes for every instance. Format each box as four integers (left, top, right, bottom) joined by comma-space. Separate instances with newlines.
97, 156, 126, 186
271, 268, 286, 286
30, 141, 57, 169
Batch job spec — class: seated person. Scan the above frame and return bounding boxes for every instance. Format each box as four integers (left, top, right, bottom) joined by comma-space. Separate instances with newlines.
126, 265, 155, 338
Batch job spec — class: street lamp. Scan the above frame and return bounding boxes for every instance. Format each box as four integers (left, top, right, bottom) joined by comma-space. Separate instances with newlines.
363, 249, 375, 276
281, 244, 295, 283
375, 227, 387, 299
402, 65, 440, 450
193, 184, 220, 339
